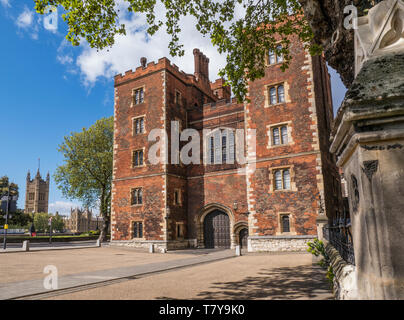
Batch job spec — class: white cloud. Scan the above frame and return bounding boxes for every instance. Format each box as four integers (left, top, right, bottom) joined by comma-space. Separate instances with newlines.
0, 0, 11, 8
48, 201, 82, 216
57, 55, 73, 65
16, 7, 33, 29
15, 6, 40, 40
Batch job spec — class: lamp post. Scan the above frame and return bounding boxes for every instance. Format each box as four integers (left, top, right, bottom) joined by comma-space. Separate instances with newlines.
2, 187, 10, 250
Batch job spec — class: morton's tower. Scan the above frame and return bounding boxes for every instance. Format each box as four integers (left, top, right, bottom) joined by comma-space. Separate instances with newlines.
24, 170, 50, 214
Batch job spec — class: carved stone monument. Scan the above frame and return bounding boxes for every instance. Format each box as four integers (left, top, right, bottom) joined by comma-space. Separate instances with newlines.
330, 0, 404, 299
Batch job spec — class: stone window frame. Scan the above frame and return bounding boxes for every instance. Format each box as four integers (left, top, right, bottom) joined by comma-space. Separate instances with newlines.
276, 212, 297, 235
131, 148, 146, 168
131, 85, 145, 107
172, 117, 185, 167
175, 90, 182, 106
266, 121, 294, 149
265, 43, 284, 66
264, 82, 290, 108
130, 220, 145, 239
175, 221, 185, 239
132, 115, 146, 135
268, 165, 297, 193
173, 188, 182, 206
28, 193, 35, 201
130, 187, 143, 207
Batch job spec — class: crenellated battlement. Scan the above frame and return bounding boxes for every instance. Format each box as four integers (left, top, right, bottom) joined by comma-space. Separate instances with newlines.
114, 55, 201, 88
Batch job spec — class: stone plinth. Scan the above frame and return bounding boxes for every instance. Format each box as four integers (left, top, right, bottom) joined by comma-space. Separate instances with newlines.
330, 53, 404, 299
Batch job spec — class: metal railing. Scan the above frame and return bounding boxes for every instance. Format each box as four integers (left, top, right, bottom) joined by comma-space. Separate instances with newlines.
323, 222, 355, 265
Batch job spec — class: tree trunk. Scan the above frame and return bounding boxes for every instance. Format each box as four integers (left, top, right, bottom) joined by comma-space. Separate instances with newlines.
98, 188, 111, 242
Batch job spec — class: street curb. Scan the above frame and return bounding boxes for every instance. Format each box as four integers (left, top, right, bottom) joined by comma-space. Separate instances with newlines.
0, 244, 103, 254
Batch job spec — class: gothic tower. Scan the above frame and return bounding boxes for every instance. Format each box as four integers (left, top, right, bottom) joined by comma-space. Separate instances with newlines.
24, 169, 50, 213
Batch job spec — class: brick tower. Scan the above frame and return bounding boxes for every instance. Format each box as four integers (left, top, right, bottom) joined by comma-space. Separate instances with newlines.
111, 35, 342, 252
24, 169, 50, 214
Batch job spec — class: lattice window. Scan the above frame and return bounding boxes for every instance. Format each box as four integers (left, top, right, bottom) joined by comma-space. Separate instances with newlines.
268, 45, 283, 64
268, 84, 285, 105
131, 188, 143, 205
133, 88, 144, 105
133, 117, 145, 134
272, 125, 288, 145
274, 169, 291, 190
207, 129, 236, 164
132, 221, 143, 238
132, 150, 144, 167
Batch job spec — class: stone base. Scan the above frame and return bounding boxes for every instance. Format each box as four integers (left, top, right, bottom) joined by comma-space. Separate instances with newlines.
325, 241, 358, 300
110, 239, 198, 252
248, 235, 316, 252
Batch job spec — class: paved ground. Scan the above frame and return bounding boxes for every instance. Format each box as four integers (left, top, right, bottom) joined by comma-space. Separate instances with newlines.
45, 252, 332, 300
0, 246, 333, 300
0, 246, 193, 284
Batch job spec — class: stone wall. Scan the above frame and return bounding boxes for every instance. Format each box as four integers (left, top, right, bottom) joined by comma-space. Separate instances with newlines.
325, 241, 358, 300
110, 239, 197, 251
248, 235, 316, 252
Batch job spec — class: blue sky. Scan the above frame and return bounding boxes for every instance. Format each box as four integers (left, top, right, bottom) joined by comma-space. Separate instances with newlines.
0, 0, 347, 215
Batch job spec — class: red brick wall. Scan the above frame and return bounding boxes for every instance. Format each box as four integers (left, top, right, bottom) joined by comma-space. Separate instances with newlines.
245, 35, 338, 237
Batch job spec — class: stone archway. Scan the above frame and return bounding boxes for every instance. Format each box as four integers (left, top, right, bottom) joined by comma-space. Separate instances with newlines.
203, 210, 231, 248
196, 203, 236, 248
234, 221, 249, 249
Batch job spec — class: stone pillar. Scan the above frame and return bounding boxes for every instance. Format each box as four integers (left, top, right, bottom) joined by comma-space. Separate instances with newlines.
22, 240, 30, 252
330, 0, 404, 299
316, 215, 328, 241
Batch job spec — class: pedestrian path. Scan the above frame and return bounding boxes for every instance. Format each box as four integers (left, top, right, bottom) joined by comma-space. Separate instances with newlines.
0, 249, 235, 300
0, 241, 101, 253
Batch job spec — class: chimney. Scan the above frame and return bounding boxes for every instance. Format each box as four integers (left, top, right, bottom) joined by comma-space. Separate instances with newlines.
193, 49, 201, 78
205, 56, 210, 80
140, 57, 147, 68
201, 54, 206, 80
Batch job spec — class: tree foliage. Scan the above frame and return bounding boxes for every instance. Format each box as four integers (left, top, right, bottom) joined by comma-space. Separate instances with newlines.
54, 117, 113, 240
33, 212, 65, 233
1, 210, 33, 229
0, 176, 19, 199
34, 0, 321, 101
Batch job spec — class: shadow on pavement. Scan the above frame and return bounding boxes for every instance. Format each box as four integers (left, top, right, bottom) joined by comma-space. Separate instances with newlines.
157, 265, 333, 300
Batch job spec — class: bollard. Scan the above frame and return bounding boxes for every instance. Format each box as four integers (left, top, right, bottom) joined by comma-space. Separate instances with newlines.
96, 239, 101, 247
235, 245, 241, 256
149, 243, 155, 253
22, 240, 30, 252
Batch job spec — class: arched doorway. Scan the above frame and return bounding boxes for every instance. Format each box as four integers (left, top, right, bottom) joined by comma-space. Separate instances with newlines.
203, 210, 231, 248
239, 228, 248, 249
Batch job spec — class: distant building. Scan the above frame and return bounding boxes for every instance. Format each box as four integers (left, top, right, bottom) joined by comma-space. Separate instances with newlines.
63, 208, 103, 233
24, 170, 50, 214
